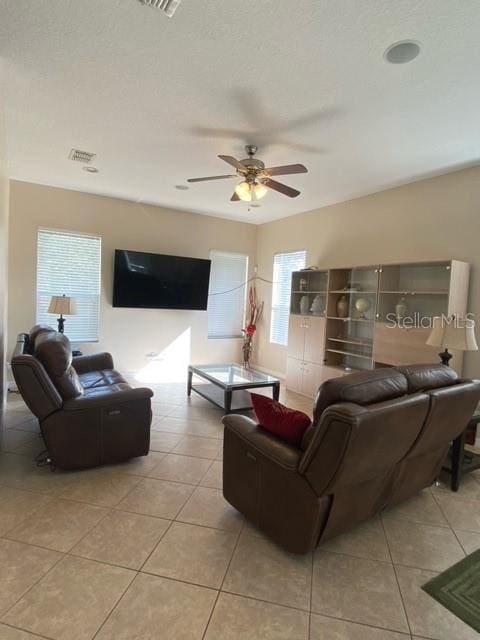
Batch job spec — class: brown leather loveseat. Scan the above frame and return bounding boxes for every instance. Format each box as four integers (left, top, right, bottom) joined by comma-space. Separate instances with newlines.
222, 364, 480, 554
11, 325, 153, 470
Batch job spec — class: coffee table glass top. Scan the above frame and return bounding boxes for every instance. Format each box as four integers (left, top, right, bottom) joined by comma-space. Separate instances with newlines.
189, 363, 278, 388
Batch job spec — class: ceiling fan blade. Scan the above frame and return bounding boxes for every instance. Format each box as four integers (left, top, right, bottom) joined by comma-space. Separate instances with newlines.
231, 192, 240, 202
218, 155, 247, 171
263, 178, 300, 198
265, 163, 308, 176
187, 174, 236, 183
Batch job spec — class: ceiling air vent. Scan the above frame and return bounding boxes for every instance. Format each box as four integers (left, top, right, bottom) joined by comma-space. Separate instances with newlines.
68, 149, 96, 164
137, 0, 181, 17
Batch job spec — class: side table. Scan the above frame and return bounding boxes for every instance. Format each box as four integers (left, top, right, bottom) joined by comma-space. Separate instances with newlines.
445, 407, 480, 491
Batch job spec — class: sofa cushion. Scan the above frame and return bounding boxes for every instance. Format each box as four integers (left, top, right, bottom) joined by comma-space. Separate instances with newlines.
35, 331, 83, 400
395, 363, 458, 393
78, 369, 127, 389
313, 368, 408, 424
250, 393, 311, 446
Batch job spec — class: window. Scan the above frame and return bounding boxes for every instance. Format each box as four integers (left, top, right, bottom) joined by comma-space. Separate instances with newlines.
36, 228, 102, 342
208, 250, 248, 339
270, 250, 307, 345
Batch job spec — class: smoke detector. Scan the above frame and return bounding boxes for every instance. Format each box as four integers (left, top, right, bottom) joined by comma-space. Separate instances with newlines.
69, 149, 96, 164
137, 0, 181, 17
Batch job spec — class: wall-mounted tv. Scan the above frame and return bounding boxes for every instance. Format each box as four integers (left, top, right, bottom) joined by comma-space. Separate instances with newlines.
113, 249, 211, 310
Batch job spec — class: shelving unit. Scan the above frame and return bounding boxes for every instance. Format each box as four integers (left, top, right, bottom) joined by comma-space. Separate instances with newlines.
290, 270, 328, 317
286, 260, 470, 397
324, 266, 378, 371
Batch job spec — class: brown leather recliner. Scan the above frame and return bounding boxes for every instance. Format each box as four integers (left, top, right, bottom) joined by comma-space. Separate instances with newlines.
222, 364, 480, 554
11, 325, 153, 470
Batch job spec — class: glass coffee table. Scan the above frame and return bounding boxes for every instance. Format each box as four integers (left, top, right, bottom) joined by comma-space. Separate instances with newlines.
187, 363, 280, 413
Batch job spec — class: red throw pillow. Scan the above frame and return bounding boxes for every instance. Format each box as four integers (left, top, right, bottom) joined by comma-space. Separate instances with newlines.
250, 393, 311, 446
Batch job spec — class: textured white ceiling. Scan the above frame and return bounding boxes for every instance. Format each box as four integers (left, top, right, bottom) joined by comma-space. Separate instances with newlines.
1, 0, 480, 224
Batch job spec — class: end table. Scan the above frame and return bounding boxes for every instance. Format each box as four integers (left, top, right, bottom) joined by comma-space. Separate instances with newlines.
445, 405, 480, 491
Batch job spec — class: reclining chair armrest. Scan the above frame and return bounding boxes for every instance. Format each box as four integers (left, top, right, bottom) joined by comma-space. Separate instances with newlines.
222, 414, 301, 471
11, 354, 63, 419
63, 386, 153, 410
72, 352, 114, 374
299, 403, 367, 473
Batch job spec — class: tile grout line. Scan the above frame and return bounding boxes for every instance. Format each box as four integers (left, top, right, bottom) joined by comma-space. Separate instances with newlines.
90, 569, 138, 640
200, 515, 245, 640
217, 588, 414, 636
0, 544, 66, 627
135, 453, 216, 575
0, 619, 56, 640
0, 494, 58, 540
430, 487, 470, 557
308, 543, 314, 639
380, 512, 413, 637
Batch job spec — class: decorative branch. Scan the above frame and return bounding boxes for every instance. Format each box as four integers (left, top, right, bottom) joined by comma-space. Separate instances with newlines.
242, 285, 264, 367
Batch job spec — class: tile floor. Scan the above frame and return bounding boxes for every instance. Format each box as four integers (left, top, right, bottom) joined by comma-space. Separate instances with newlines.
0, 381, 479, 639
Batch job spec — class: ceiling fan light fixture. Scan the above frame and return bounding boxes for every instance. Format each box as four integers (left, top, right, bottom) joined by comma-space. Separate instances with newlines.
253, 182, 268, 200
235, 180, 253, 202
235, 180, 268, 202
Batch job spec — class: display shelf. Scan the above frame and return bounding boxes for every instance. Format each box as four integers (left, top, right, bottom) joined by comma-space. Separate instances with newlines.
292, 290, 327, 294
326, 363, 360, 373
330, 290, 377, 294
327, 316, 374, 323
328, 337, 373, 347
290, 311, 326, 317
326, 348, 372, 361
379, 290, 449, 295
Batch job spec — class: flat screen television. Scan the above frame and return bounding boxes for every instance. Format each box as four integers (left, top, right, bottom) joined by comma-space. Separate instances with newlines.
113, 249, 211, 310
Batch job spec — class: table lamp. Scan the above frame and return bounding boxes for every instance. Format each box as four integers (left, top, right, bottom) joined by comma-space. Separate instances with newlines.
426, 316, 478, 365
47, 294, 76, 333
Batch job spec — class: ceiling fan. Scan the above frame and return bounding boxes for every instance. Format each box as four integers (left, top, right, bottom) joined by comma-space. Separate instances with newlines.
187, 145, 308, 202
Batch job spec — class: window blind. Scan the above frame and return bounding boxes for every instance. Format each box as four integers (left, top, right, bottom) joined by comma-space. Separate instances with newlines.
270, 250, 307, 345
208, 250, 248, 339
36, 228, 102, 342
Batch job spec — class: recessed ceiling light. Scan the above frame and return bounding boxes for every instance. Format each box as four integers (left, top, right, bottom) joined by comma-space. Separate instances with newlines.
175, 185, 189, 190
384, 40, 421, 64
83, 166, 99, 173
249, 203, 261, 208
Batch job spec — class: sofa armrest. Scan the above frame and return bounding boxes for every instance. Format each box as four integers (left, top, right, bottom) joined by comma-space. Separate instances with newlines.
63, 385, 153, 410
72, 352, 114, 374
222, 414, 301, 471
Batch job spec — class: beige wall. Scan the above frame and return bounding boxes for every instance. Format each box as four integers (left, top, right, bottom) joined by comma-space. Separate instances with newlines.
0, 79, 9, 415
8, 166, 480, 382
255, 166, 480, 379
8, 181, 257, 376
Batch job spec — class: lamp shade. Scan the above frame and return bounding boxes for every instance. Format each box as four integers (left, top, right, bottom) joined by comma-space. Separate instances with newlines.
426, 316, 445, 347
427, 316, 478, 352
47, 295, 76, 316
